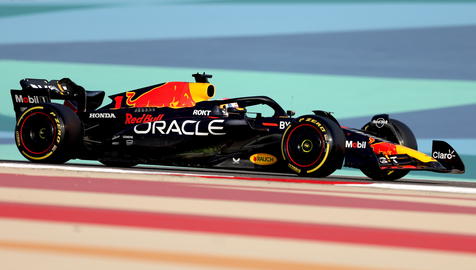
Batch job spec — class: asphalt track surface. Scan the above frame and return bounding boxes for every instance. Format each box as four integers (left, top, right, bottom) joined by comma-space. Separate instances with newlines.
1, 160, 476, 270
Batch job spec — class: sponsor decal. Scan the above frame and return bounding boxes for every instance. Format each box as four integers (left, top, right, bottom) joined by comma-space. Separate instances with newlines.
379, 155, 399, 165
288, 163, 301, 173
14, 94, 49, 104
15, 131, 20, 147
249, 153, 277, 166
369, 137, 375, 144
345, 140, 367, 149
372, 118, 388, 128
378, 156, 389, 164
279, 121, 291, 129
193, 110, 211, 116
125, 113, 164, 124
299, 118, 326, 132
89, 112, 116, 119
134, 119, 225, 136
433, 150, 455, 160
50, 112, 61, 144
232, 157, 240, 164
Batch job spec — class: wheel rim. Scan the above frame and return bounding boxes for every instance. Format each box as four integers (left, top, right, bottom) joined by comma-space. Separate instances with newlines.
285, 124, 325, 167
20, 112, 56, 155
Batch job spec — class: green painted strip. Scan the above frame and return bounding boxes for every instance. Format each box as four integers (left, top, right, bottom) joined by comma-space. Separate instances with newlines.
0, 115, 14, 132
188, 0, 476, 4
0, 4, 105, 18
0, 145, 22, 161
1, 60, 475, 120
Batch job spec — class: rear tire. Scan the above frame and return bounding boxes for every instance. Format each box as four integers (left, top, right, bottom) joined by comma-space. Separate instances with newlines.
15, 103, 82, 163
360, 119, 417, 180
281, 115, 345, 177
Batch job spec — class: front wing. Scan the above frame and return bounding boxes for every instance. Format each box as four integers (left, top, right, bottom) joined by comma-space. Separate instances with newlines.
343, 129, 465, 174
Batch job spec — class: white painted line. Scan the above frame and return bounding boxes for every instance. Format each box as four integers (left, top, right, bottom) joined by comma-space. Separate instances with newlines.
0, 162, 223, 179
345, 183, 476, 194
1, 162, 474, 194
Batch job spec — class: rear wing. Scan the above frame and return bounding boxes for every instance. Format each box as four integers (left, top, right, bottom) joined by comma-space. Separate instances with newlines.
11, 78, 104, 116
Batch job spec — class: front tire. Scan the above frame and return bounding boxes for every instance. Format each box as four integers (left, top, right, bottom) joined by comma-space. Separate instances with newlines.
281, 115, 345, 177
360, 118, 417, 180
15, 104, 82, 163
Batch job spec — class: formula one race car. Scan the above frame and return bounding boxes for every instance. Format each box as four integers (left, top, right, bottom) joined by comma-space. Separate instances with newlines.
10, 73, 465, 180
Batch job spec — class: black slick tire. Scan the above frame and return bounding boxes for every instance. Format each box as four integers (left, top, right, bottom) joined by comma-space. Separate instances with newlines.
361, 119, 417, 180
15, 103, 82, 164
281, 115, 345, 177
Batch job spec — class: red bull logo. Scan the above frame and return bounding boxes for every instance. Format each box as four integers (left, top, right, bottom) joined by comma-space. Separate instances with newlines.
370, 142, 398, 155
124, 82, 214, 108
125, 113, 164, 124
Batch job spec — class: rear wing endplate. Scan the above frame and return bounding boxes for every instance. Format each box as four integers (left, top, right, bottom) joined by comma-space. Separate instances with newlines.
10, 89, 51, 117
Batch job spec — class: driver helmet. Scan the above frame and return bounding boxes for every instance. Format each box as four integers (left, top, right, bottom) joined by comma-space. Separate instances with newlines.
223, 102, 244, 113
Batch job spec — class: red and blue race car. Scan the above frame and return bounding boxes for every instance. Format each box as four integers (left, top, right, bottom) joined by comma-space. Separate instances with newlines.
10, 73, 465, 180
